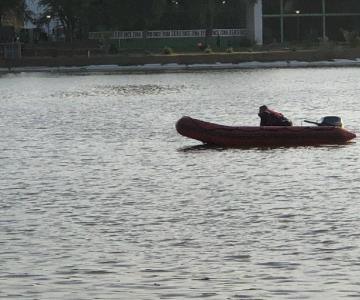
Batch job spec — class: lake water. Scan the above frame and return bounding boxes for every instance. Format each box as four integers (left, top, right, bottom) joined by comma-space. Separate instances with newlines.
1, 68, 360, 300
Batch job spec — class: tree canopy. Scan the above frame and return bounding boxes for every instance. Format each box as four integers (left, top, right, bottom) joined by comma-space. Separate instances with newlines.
36, 0, 248, 41
0, 0, 27, 27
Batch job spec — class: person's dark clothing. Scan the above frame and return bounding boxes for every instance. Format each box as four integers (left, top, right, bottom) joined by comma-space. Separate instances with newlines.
258, 106, 293, 126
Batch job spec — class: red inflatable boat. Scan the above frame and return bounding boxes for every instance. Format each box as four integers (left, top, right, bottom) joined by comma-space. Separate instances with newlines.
176, 116, 356, 147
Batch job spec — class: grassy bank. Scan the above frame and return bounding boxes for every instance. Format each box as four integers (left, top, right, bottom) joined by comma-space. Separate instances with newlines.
2, 47, 360, 69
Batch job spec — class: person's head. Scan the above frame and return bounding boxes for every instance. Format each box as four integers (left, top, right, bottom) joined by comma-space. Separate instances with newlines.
259, 105, 268, 113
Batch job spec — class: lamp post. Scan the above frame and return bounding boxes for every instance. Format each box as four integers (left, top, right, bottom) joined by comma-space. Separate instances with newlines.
218, 0, 227, 48
295, 10, 300, 41
46, 15, 51, 41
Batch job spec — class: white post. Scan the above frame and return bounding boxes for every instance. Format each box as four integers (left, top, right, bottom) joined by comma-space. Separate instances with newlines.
322, 0, 326, 41
247, 0, 263, 45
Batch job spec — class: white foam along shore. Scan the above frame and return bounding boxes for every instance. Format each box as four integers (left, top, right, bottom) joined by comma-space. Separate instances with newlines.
1, 58, 360, 73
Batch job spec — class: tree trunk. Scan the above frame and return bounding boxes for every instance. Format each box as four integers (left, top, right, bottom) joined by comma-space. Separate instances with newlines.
62, 19, 73, 43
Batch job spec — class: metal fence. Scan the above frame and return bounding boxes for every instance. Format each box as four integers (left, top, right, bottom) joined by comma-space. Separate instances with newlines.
89, 29, 248, 40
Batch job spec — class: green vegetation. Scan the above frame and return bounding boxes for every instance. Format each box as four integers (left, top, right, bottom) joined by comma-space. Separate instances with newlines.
204, 46, 213, 53
0, 0, 27, 27
35, 0, 247, 42
162, 46, 174, 55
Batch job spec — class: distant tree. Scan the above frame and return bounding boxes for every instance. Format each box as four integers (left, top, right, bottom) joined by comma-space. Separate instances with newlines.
37, 0, 167, 41
88, 0, 137, 31
0, 0, 27, 27
98, 0, 167, 32
132, 0, 167, 30
39, 0, 95, 42
35, 0, 251, 42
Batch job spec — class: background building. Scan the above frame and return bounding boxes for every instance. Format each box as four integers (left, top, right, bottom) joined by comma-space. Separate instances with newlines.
262, 0, 360, 44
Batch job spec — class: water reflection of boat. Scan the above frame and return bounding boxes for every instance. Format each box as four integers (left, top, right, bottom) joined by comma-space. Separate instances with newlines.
176, 116, 356, 147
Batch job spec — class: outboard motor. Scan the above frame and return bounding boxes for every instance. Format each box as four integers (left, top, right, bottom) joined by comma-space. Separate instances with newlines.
304, 116, 343, 127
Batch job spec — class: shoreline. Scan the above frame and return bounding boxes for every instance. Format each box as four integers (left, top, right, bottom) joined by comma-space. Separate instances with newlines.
2, 59, 360, 74
2, 48, 360, 73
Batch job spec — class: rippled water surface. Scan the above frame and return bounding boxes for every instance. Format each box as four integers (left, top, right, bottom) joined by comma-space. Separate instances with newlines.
1, 68, 360, 300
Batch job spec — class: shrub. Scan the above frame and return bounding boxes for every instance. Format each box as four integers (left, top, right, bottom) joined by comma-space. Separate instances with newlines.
163, 46, 173, 55
204, 46, 212, 53
349, 32, 360, 48
108, 43, 118, 54
239, 38, 253, 47
340, 29, 360, 48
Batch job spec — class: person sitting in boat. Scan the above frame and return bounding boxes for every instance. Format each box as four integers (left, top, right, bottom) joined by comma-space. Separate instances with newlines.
258, 105, 293, 126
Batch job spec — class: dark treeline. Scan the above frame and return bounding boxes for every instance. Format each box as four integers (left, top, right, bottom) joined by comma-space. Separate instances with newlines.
37, 0, 247, 41
0, 0, 27, 27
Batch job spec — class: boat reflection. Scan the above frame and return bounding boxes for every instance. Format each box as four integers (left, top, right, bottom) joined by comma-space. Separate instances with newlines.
178, 142, 353, 152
